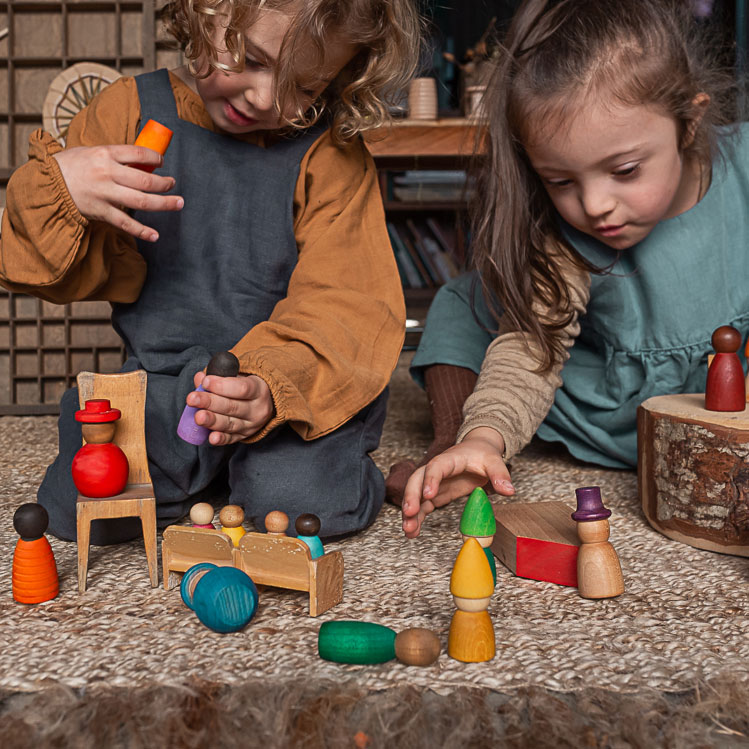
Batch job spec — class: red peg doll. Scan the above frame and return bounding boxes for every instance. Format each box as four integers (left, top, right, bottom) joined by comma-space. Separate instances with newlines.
12, 503, 59, 604
71, 399, 130, 497
705, 326, 746, 412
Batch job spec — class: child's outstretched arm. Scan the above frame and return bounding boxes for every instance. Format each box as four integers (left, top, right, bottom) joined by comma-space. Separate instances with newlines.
401, 426, 514, 538
402, 252, 591, 538
0, 76, 181, 304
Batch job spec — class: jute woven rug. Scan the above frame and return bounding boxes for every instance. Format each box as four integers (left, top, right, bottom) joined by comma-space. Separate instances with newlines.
1, 353, 748, 698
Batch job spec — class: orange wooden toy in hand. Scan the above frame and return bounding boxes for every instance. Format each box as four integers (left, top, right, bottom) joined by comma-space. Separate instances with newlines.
133, 119, 173, 173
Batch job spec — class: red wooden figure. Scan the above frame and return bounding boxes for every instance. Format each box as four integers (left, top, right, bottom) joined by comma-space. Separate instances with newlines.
12, 503, 59, 604
72, 399, 130, 497
705, 326, 746, 412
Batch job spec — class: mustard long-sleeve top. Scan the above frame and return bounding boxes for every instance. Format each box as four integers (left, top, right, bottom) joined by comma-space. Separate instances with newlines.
0, 71, 405, 442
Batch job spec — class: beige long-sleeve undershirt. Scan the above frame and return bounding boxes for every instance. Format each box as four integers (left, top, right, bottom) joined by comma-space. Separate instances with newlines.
457, 255, 591, 461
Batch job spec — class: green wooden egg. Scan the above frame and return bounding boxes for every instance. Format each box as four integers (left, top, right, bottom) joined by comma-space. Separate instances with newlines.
318, 620, 397, 664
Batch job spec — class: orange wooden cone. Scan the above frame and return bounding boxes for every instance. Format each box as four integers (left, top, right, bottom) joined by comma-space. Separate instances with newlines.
12, 538, 59, 604
133, 119, 173, 173
447, 609, 495, 663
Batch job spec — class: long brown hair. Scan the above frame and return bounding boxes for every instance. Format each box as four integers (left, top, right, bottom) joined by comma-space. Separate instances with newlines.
472, 0, 739, 371
161, 0, 422, 143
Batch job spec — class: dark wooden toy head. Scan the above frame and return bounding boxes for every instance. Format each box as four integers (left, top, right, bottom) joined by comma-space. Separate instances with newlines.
13, 503, 49, 540
295, 513, 321, 536
712, 325, 742, 354
206, 351, 240, 377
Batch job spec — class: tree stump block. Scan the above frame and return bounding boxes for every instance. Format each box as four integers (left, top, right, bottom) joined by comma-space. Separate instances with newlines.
638, 393, 749, 556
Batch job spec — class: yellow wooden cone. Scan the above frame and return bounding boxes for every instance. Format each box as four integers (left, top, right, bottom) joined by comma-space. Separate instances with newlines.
450, 537, 494, 599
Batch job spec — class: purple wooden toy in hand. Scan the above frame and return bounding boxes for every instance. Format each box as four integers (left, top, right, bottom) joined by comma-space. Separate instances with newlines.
177, 351, 240, 445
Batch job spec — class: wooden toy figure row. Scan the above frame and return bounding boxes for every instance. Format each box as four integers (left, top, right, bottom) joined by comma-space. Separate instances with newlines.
317, 486, 623, 667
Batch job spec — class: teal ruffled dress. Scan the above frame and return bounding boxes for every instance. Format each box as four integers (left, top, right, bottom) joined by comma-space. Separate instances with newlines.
413, 124, 749, 468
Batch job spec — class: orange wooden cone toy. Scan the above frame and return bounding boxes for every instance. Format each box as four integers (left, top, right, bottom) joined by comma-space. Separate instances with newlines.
133, 119, 173, 173
12, 503, 59, 604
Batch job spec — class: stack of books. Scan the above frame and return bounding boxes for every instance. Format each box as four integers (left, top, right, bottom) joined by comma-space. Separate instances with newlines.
388, 217, 463, 289
391, 170, 470, 203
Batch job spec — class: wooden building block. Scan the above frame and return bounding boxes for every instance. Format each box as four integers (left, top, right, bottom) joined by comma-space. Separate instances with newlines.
638, 393, 749, 556
491, 501, 579, 587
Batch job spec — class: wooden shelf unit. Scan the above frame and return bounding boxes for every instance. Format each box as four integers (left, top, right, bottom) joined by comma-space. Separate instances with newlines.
364, 118, 480, 335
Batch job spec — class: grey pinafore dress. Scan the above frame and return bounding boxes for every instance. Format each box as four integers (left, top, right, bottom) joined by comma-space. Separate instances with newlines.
38, 70, 388, 543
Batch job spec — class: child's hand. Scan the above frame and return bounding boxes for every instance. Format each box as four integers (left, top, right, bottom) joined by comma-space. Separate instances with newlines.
53, 145, 184, 242
187, 371, 275, 445
401, 427, 514, 539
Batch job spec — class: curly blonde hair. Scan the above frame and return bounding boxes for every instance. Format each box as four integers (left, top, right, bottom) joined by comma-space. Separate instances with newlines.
161, 0, 422, 142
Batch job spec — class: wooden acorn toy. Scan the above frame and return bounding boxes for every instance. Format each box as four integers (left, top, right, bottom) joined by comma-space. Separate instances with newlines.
219, 504, 246, 547
295, 513, 324, 559
180, 562, 259, 633
177, 351, 240, 445
705, 325, 746, 412
190, 502, 216, 529
12, 503, 59, 604
318, 621, 441, 666
572, 487, 624, 599
460, 487, 497, 585
448, 537, 495, 663
72, 399, 129, 498
133, 118, 173, 173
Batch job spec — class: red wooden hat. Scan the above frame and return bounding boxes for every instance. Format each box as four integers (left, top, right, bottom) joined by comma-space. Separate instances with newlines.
75, 399, 121, 423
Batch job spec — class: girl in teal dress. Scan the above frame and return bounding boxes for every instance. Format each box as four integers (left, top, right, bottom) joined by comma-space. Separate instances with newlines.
397, 0, 749, 537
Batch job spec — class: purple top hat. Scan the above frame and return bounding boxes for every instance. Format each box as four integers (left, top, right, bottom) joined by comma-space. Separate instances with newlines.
571, 486, 612, 522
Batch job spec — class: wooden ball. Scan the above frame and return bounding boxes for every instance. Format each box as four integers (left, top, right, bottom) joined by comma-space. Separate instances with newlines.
206, 351, 240, 377
394, 628, 441, 666
265, 510, 289, 534
190, 502, 215, 526
576, 518, 610, 544
712, 325, 741, 354
295, 513, 321, 536
219, 504, 245, 528
81, 421, 116, 444
13, 503, 49, 539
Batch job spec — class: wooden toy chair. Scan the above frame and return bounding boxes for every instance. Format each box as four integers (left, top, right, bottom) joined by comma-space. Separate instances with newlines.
76, 370, 158, 592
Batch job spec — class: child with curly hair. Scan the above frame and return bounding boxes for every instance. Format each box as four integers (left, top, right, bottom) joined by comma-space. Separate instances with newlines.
0, 0, 421, 543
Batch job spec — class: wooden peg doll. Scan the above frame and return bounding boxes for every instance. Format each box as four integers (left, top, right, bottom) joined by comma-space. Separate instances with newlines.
572, 487, 624, 599
705, 325, 746, 412
12, 503, 59, 604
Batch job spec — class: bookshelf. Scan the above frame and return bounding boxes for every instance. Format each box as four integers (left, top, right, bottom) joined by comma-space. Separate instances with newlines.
363, 118, 480, 342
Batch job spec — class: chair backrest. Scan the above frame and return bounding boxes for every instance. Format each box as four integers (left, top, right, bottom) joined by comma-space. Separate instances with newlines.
76, 370, 151, 486
238, 533, 312, 591
162, 526, 235, 564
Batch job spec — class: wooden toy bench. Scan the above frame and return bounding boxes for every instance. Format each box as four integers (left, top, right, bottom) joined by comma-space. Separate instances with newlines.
161, 525, 344, 616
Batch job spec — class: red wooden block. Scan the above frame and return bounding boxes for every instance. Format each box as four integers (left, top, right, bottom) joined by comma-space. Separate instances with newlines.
491, 501, 580, 587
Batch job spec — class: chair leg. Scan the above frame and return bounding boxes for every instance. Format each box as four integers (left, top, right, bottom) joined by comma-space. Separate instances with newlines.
77, 503, 92, 593
162, 549, 171, 591
140, 498, 158, 588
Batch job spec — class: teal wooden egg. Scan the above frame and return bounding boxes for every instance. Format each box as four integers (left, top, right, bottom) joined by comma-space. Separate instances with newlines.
181, 563, 259, 633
